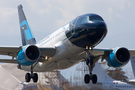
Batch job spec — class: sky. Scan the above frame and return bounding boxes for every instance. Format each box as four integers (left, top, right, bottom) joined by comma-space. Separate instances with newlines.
0, 0, 135, 79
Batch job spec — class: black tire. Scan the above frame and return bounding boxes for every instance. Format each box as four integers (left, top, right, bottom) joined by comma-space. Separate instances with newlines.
25, 73, 31, 82
92, 74, 97, 84
84, 74, 90, 84
32, 73, 38, 83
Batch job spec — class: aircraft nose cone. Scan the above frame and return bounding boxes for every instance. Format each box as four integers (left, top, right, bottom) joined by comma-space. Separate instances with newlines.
95, 21, 107, 28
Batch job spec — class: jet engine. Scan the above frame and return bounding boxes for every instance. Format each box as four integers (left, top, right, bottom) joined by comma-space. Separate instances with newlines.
107, 47, 130, 67
17, 45, 40, 66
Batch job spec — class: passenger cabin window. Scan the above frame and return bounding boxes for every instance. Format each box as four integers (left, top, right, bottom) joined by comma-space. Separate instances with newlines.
89, 16, 104, 21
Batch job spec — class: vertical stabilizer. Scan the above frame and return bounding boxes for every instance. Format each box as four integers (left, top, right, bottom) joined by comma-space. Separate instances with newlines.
92, 62, 114, 81
130, 56, 135, 78
18, 5, 36, 46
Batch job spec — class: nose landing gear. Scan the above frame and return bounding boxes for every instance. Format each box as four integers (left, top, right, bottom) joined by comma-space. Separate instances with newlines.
84, 46, 97, 84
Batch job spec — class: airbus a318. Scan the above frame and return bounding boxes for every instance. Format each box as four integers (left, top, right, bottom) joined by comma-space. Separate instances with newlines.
0, 5, 135, 83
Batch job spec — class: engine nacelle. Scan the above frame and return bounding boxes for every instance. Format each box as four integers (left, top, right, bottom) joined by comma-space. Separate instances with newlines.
17, 45, 40, 66
107, 47, 130, 67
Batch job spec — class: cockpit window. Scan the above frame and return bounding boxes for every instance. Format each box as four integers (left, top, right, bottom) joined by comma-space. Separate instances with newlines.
76, 16, 89, 25
89, 16, 103, 21
81, 17, 89, 23
70, 19, 76, 25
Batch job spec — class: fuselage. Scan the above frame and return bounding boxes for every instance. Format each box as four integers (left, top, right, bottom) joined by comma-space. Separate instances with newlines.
21, 13, 107, 71
91, 81, 135, 90
66, 14, 107, 48
38, 13, 107, 48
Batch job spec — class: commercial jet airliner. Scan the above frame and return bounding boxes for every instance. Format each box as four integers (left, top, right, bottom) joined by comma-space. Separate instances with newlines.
123, 56, 135, 86
91, 62, 135, 90
0, 4, 135, 83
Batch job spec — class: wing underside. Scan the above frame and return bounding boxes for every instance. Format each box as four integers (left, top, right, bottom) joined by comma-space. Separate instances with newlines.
91, 48, 135, 56
0, 46, 56, 63
0, 46, 135, 64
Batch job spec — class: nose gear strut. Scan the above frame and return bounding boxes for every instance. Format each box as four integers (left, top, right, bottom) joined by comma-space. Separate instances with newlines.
84, 46, 97, 84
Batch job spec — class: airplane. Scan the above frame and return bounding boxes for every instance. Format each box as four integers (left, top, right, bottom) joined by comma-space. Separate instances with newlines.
122, 56, 135, 86
90, 62, 135, 90
0, 4, 135, 83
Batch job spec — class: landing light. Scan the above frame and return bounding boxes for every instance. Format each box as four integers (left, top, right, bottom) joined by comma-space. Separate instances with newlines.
45, 56, 48, 60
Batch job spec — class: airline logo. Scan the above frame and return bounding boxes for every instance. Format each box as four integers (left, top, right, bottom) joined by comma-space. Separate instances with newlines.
113, 82, 118, 84
20, 20, 34, 40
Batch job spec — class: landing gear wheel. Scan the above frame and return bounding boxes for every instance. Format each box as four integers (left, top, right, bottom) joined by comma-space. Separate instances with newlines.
84, 74, 90, 84
25, 73, 31, 82
32, 73, 38, 83
92, 74, 97, 84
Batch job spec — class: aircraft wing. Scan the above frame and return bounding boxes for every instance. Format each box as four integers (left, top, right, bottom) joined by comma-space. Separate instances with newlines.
128, 49, 135, 56
0, 46, 21, 56
0, 46, 134, 65
91, 48, 135, 56
0, 59, 18, 63
90, 48, 112, 56
0, 46, 56, 63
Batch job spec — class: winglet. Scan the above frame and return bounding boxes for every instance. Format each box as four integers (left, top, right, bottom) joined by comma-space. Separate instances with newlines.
18, 5, 36, 45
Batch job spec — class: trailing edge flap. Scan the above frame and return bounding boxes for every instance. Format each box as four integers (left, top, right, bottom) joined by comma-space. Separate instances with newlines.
18, 5, 36, 45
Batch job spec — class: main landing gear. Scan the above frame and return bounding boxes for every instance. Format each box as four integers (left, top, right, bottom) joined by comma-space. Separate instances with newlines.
84, 46, 97, 84
25, 62, 38, 83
